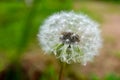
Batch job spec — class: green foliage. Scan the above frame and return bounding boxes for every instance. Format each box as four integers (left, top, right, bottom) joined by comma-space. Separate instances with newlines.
104, 73, 120, 80
40, 65, 58, 80
88, 73, 120, 80
0, 0, 72, 71
0, 3, 26, 50
90, 74, 100, 80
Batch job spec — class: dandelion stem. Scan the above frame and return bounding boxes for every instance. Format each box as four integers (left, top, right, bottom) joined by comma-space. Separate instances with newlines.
59, 62, 66, 80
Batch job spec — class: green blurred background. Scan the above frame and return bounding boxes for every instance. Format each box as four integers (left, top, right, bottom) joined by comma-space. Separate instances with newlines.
0, 0, 120, 80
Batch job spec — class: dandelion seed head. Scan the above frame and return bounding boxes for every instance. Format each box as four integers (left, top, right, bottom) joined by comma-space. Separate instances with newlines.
38, 11, 102, 65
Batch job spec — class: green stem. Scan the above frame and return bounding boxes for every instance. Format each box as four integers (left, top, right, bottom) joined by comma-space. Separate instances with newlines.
59, 62, 66, 80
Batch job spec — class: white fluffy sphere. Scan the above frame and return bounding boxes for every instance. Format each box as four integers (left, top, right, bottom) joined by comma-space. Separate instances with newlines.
38, 11, 102, 65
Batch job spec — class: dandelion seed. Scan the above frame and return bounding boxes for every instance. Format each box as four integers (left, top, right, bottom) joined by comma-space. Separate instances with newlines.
38, 11, 102, 65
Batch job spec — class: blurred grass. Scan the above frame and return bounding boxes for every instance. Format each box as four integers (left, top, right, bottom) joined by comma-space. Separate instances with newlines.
104, 73, 120, 80
0, 0, 73, 79
0, 0, 72, 52
0, 2, 26, 51
40, 65, 58, 80
89, 73, 120, 80
0, 0, 72, 72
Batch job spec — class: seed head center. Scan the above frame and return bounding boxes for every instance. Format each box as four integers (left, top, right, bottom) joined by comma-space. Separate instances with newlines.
60, 32, 80, 44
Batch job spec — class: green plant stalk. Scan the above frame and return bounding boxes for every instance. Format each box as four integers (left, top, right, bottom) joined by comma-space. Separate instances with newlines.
59, 62, 66, 80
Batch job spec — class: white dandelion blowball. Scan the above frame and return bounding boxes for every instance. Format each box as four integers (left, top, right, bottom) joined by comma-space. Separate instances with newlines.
38, 11, 102, 65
